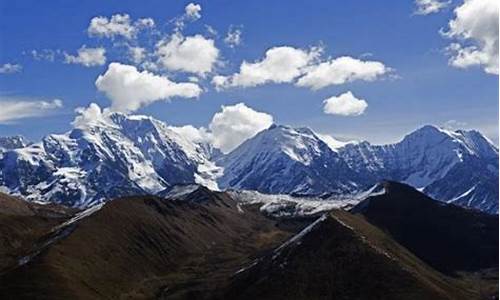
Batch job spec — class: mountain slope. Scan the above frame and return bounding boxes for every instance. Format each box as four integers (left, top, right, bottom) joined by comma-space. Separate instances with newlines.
0, 187, 304, 299
351, 181, 499, 275
0, 192, 74, 272
218, 124, 368, 195
222, 210, 485, 300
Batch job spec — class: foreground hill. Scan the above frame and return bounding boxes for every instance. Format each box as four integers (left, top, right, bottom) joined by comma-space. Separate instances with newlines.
223, 182, 498, 300
351, 181, 499, 275
0, 193, 74, 273
0, 183, 497, 299
224, 210, 481, 300
0, 187, 304, 299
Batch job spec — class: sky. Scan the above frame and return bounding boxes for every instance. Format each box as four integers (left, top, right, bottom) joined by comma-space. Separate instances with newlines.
0, 0, 498, 149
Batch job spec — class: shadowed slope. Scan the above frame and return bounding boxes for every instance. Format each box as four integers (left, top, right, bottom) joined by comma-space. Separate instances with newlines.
222, 210, 485, 300
351, 181, 499, 275
0, 193, 74, 273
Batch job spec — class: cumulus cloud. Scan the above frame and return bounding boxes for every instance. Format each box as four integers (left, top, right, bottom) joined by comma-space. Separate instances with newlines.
0, 98, 62, 123
72, 103, 110, 129
213, 46, 322, 90
323, 91, 368, 116
185, 3, 202, 20
224, 26, 242, 48
88, 14, 154, 39
166, 103, 273, 153
64, 46, 106, 67
296, 56, 391, 90
208, 103, 274, 153
442, 0, 498, 74
95, 62, 202, 112
156, 33, 219, 75
0, 63, 22, 74
414, 0, 450, 15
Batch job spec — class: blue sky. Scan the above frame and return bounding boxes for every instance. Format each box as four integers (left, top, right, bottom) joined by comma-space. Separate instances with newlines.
0, 0, 498, 145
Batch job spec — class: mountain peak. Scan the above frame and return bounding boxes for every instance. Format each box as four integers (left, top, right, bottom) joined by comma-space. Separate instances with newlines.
0, 136, 30, 150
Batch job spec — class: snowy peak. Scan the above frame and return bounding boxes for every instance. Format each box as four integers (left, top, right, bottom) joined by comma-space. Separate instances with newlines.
218, 124, 364, 195
255, 124, 330, 165
0, 136, 30, 150
0, 112, 220, 207
401, 125, 497, 159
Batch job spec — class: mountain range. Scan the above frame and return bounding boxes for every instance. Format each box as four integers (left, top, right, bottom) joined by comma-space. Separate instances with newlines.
0, 112, 497, 214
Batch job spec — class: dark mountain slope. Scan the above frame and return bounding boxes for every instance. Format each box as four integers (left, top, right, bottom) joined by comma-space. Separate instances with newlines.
223, 210, 481, 300
0, 193, 74, 272
0, 187, 303, 299
351, 181, 498, 275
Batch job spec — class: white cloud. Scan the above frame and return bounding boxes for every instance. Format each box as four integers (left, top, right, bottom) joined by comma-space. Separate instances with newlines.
72, 103, 111, 129
224, 26, 242, 48
185, 3, 202, 20
88, 14, 154, 40
0, 98, 62, 123
323, 91, 368, 116
414, 0, 450, 15
135, 18, 155, 29
0, 63, 22, 74
30, 49, 58, 62
213, 46, 322, 90
209, 103, 274, 153
442, 0, 498, 74
128, 46, 146, 64
156, 33, 219, 75
166, 103, 273, 153
296, 56, 391, 90
168, 125, 211, 144
174, 3, 202, 30
205, 25, 218, 37
95, 62, 202, 112
64, 46, 106, 67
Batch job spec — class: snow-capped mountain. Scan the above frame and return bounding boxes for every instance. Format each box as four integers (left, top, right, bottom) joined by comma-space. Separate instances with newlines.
0, 136, 30, 150
0, 112, 220, 207
337, 125, 499, 213
0, 118, 497, 214
217, 124, 368, 196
